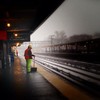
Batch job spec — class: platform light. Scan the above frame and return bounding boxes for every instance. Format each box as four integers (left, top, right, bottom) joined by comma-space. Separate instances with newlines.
14, 33, 18, 37
16, 42, 20, 46
7, 23, 11, 27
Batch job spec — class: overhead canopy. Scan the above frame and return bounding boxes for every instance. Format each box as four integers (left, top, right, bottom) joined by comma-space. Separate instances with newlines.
0, 0, 64, 44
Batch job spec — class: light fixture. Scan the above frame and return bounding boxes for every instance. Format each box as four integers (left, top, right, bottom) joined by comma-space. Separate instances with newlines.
16, 42, 20, 46
7, 23, 11, 27
14, 33, 18, 37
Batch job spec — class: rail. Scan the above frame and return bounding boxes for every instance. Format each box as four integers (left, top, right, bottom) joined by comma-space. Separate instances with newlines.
33, 55, 100, 96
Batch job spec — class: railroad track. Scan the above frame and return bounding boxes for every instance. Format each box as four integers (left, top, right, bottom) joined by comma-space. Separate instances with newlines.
33, 55, 100, 96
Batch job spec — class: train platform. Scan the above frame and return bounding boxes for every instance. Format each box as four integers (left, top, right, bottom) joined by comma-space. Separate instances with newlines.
0, 56, 93, 100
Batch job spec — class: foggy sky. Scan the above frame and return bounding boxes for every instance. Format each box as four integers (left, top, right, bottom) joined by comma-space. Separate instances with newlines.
31, 0, 100, 41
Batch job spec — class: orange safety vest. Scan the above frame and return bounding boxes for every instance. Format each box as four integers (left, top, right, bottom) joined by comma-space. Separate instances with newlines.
24, 49, 29, 59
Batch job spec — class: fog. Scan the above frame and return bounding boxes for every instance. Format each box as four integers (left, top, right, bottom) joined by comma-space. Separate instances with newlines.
31, 0, 100, 41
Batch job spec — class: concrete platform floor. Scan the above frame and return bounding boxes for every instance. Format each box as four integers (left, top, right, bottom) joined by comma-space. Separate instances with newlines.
0, 56, 98, 100
0, 57, 67, 100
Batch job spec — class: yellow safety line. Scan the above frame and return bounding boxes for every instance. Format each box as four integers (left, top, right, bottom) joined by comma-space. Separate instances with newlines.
36, 63, 92, 100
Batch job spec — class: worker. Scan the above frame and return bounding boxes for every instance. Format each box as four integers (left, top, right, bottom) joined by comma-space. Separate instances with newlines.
24, 45, 35, 73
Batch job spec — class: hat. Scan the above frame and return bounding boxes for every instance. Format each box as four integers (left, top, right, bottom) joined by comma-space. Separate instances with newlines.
28, 45, 32, 49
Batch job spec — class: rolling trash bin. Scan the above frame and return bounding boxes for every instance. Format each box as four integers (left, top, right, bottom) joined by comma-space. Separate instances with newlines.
31, 57, 37, 72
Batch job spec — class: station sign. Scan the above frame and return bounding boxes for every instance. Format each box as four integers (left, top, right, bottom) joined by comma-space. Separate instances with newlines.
0, 31, 7, 40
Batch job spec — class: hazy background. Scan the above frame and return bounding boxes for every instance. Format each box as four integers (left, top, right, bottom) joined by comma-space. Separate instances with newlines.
30, 0, 100, 41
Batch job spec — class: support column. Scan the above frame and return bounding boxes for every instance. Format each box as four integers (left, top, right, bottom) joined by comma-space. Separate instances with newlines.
2, 41, 8, 69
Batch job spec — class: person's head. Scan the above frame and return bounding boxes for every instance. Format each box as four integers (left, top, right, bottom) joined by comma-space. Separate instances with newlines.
28, 45, 32, 49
